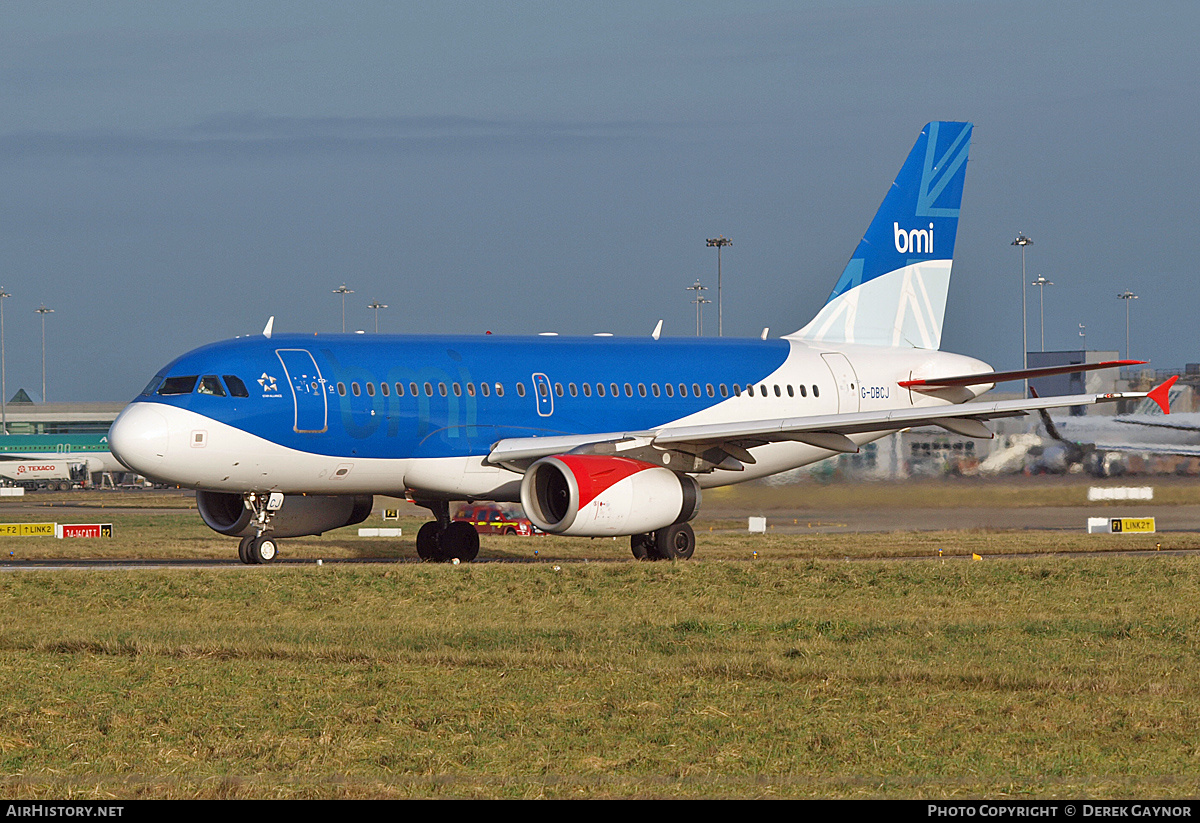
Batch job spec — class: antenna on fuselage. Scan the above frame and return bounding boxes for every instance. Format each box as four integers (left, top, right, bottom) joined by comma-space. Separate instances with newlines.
652, 320, 662, 341
262, 316, 274, 339
761, 327, 769, 340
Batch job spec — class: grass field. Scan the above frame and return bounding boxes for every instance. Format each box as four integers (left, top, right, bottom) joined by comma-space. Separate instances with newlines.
2, 479, 1200, 798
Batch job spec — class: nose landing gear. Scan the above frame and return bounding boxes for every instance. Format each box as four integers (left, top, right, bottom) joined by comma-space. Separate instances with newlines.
238, 534, 279, 564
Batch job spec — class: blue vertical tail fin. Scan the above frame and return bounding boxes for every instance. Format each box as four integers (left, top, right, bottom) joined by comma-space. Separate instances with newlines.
791, 121, 972, 349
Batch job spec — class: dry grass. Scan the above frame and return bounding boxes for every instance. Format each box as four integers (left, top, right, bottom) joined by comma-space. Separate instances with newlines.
3, 555, 1200, 797
2, 479, 1200, 797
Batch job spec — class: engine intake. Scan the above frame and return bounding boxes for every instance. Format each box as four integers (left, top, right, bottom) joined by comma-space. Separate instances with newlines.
197, 491, 373, 538
520, 454, 700, 537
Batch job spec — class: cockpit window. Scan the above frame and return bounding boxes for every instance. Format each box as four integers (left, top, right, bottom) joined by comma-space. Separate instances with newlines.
140, 375, 164, 397
223, 375, 249, 397
158, 375, 198, 395
198, 376, 226, 397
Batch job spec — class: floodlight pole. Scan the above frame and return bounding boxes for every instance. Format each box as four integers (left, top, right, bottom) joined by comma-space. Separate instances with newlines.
685, 280, 710, 336
1031, 274, 1053, 351
1012, 233, 1033, 396
367, 300, 388, 333
36, 305, 53, 403
706, 236, 732, 336
0, 288, 9, 434
1117, 290, 1138, 360
332, 284, 354, 333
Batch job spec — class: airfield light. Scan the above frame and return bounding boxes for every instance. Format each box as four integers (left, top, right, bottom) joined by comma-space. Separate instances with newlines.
1012, 233, 1033, 396
332, 284, 354, 333
0, 288, 8, 434
706, 236, 732, 336
367, 300, 389, 333
1031, 274, 1053, 351
1117, 290, 1138, 360
35, 305, 53, 403
685, 280, 711, 336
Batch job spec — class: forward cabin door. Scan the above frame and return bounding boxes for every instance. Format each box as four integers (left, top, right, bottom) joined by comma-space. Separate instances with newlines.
276, 349, 329, 433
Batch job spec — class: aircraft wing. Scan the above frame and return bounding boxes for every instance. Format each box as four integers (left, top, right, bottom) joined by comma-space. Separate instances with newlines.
488, 385, 1161, 471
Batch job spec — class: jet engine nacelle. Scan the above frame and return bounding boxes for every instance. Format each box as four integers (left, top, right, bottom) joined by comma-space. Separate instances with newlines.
196, 490, 373, 538
520, 454, 700, 537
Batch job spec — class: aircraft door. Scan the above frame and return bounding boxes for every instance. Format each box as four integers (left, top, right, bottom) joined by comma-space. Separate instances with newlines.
820, 353, 860, 414
276, 349, 329, 433
531, 373, 553, 417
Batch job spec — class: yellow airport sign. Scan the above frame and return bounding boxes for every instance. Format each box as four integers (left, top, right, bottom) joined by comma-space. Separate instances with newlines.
1111, 517, 1155, 534
0, 522, 56, 537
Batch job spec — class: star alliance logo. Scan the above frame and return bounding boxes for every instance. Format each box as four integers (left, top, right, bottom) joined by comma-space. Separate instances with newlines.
258, 373, 278, 393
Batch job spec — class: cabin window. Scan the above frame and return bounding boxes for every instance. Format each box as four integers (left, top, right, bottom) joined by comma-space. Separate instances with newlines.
337, 382, 346, 396
516, 382, 526, 397
198, 375, 226, 397
366, 383, 375, 397
786, 385, 794, 397
438, 383, 448, 397
410, 382, 419, 397
774, 385, 781, 397
350, 382, 361, 397
746, 384, 754, 397
678, 384, 687, 398
158, 376, 198, 395
495, 383, 505, 397
720, 384, 728, 398
637, 383, 646, 397
624, 383, 633, 397
466, 383, 475, 397
597, 383, 605, 397
610, 383, 619, 398
380, 382, 389, 397
704, 383, 712, 397
555, 383, 564, 397
799, 385, 807, 397
223, 376, 249, 397
652, 384, 660, 397
453, 383, 461, 397
394, 382, 404, 397
693, 383, 701, 397
813, 385, 820, 398
582, 383, 591, 397
480, 382, 490, 397
569, 383, 578, 397
664, 383, 673, 398
423, 382, 433, 397
760, 384, 767, 396
733, 385, 742, 397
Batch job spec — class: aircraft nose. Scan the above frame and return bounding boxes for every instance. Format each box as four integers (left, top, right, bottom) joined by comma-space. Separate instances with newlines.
108, 403, 170, 473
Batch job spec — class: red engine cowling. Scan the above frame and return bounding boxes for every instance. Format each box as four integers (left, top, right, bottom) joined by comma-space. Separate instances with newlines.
196, 491, 373, 538
520, 454, 700, 536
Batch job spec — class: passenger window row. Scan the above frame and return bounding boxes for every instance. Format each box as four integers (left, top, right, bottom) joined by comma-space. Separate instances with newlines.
153, 374, 820, 404
333, 380, 821, 401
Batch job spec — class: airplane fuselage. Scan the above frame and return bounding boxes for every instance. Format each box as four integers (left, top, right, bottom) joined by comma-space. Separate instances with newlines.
109, 332, 991, 500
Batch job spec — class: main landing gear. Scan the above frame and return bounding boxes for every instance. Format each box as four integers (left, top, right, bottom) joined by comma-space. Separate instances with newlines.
630, 522, 695, 561
413, 499, 479, 563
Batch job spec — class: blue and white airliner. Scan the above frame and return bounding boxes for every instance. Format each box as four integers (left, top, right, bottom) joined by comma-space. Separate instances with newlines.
108, 122, 1169, 564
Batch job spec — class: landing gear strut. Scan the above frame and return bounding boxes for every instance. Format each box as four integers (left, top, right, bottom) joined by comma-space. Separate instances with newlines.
630, 522, 695, 561
413, 499, 479, 563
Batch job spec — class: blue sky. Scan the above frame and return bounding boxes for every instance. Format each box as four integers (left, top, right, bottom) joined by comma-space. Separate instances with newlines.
1, 1, 1197, 400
